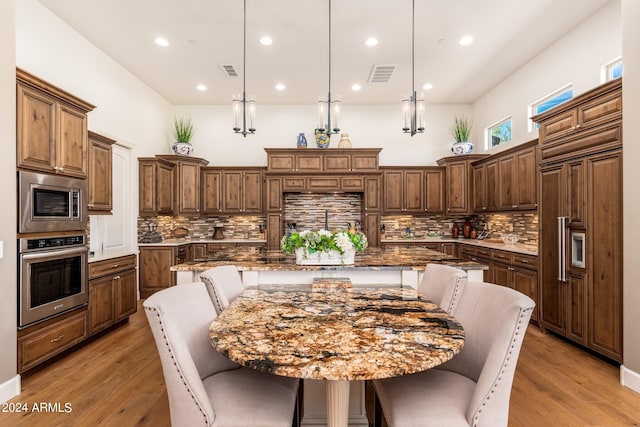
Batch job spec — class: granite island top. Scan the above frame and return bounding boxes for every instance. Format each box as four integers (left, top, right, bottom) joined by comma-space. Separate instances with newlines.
209, 286, 465, 381
171, 247, 487, 272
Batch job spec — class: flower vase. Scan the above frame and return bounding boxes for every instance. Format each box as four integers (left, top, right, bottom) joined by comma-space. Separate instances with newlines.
172, 142, 193, 156
338, 133, 352, 148
451, 141, 473, 155
295, 248, 355, 265
296, 133, 307, 148
315, 131, 330, 148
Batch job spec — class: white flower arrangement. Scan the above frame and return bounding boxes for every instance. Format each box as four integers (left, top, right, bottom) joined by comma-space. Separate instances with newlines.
280, 229, 368, 257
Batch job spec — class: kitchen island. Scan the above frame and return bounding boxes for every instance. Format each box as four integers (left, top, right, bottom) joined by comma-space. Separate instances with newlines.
171, 246, 487, 288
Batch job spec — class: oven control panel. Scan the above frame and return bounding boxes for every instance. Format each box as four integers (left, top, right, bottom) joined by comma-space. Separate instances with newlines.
21, 235, 85, 252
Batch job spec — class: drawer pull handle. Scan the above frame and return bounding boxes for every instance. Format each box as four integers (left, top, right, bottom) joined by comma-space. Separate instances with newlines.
50, 335, 65, 343
111, 264, 119, 268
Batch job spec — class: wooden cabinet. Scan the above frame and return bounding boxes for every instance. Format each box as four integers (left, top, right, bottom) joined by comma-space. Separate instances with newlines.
266, 212, 284, 250
534, 78, 622, 362
201, 168, 222, 214
473, 160, 499, 212
438, 155, 488, 216
156, 155, 209, 217
424, 167, 445, 213
138, 158, 175, 216
265, 148, 381, 172
202, 167, 264, 215
382, 168, 424, 214
87, 131, 114, 214
362, 176, 382, 248
88, 255, 137, 335
16, 68, 95, 178
139, 246, 181, 298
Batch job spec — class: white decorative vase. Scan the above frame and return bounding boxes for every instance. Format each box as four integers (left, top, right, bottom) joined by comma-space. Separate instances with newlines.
451, 141, 473, 155
295, 248, 356, 265
172, 142, 193, 156
337, 133, 352, 148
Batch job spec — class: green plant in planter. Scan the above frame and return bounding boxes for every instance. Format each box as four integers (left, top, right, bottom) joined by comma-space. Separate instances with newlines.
450, 116, 472, 142
172, 117, 194, 143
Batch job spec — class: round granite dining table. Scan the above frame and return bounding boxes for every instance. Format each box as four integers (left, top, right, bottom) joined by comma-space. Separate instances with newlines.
209, 285, 465, 427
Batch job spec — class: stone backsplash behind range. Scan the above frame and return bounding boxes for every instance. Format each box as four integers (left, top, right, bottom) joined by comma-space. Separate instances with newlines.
283, 193, 363, 232
138, 215, 266, 242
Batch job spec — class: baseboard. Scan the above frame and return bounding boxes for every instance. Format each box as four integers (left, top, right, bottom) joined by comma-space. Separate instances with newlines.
0, 375, 21, 404
621, 365, 640, 393
301, 415, 369, 427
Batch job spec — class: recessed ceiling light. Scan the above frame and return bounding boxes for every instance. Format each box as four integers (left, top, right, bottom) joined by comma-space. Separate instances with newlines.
260, 36, 273, 46
155, 37, 170, 47
422, 83, 433, 90
275, 83, 286, 91
351, 84, 362, 91
365, 37, 378, 47
459, 35, 475, 46
196, 84, 207, 91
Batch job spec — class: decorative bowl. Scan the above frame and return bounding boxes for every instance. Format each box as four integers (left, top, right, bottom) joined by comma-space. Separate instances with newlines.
172, 142, 193, 156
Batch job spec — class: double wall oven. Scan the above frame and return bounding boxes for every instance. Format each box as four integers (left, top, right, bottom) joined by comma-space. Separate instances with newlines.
18, 171, 88, 329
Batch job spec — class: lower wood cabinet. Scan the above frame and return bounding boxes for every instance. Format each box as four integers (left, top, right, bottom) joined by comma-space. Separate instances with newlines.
139, 246, 180, 298
88, 255, 137, 335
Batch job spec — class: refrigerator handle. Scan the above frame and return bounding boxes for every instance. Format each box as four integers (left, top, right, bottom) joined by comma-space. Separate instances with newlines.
558, 216, 568, 282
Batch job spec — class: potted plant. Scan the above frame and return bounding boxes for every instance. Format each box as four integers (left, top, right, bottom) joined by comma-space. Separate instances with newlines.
171, 117, 194, 155
281, 229, 368, 265
449, 116, 473, 155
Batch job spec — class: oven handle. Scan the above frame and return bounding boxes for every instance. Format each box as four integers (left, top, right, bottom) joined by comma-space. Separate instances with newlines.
21, 246, 88, 261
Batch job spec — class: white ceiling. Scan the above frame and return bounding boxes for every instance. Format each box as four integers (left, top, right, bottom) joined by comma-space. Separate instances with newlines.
38, 0, 612, 105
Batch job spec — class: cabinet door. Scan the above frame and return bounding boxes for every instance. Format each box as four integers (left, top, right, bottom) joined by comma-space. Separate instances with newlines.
363, 213, 380, 248
515, 147, 537, 209
222, 171, 243, 213
243, 171, 263, 213
539, 164, 567, 334
587, 150, 622, 361
138, 160, 157, 216
446, 161, 470, 215
424, 168, 444, 213
17, 85, 57, 173
176, 162, 201, 215
485, 160, 499, 211
89, 276, 115, 334
404, 170, 424, 212
139, 247, 176, 298
567, 159, 586, 228
192, 243, 206, 260
266, 212, 283, 249
473, 165, 486, 212
383, 170, 403, 212
266, 177, 283, 211
296, 154, 323, 172
88, 136, 113, 213
364, 176, 381, 212
156, 162, 175, 215
115, 269, 137, 321
566, 271, 586, 344
324, 154, 351, 172
267, 154, 294, 171
57, 103, 88, 178
438, 243, 456, 256
498, 155, 515, 210
512, 267, 538, 321
492, 263, 512, 288
352, 154, 378, 172
202, 169, 222, 214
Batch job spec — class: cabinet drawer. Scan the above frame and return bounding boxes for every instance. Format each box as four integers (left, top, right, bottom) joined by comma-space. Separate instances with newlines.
206, 244, 236, 253
539, 109, 577, 142
307, 177, 341, 190
492, 250, 513, 263
18, 311, 87, 372
282, 177, 305, 191
460, 246, 477, 258
476, 248, 492, 258
341, 177, 364, 191
89, 255, 137, 279
512, 253, 538, 270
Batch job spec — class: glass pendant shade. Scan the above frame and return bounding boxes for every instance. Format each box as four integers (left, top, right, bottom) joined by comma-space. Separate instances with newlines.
317, 95, 341, 133
233, 0, 255, 137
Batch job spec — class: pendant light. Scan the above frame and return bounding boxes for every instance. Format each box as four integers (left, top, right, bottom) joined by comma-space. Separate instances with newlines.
317, 0, 341, 136
233, 0, 256, 137
402, 0, 425, 136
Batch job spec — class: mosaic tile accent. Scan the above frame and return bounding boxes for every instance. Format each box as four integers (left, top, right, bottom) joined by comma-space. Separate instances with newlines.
283, 193, 363, 232
138, 215, 266, 242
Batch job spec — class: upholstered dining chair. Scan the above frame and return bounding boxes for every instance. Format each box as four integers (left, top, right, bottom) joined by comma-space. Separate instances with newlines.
418, 263, 468, 314
144, 282, 300, 427
199, 265, 244, 314
373, 281, 535, 427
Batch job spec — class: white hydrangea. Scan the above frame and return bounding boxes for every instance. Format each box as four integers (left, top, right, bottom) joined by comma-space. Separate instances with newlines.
334, 232, 354, 253
318, 229, 332, 237
299, 230, 311, 238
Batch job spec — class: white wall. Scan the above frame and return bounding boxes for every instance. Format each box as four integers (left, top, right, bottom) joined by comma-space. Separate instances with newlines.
15, 0, 173, 155
0, 0, 19, 403
175, 103, 472, 166
622, 0, 640, 392
472, 1, 621, 154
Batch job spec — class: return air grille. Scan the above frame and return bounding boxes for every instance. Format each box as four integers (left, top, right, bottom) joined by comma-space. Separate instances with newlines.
368, 64, 396, 83
221, 64, 238, 77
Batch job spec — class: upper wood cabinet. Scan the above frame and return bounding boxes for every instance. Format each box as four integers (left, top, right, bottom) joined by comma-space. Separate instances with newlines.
201, 167, 264, 215
382, 168, 424, 214
265, 148, 381, 173
424, 167, 445, 213
17, 68, 95, 178
157, 155, 209, 217
87, 131, 115, 214
473, 159, 499, 212
138, 157, 175, 216
438, 155, 489, 216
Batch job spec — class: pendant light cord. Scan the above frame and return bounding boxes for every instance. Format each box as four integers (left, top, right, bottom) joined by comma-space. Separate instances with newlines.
327, 0, 332, 135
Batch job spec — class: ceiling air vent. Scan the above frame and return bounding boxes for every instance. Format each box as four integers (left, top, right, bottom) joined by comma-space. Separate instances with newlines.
368, 64, 396, 83
220, 64, 238, 77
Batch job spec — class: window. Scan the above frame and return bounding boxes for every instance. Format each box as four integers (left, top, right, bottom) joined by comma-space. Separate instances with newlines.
528, 84, 573, 132
486, 117, 512, 149
602, 57, 623, 82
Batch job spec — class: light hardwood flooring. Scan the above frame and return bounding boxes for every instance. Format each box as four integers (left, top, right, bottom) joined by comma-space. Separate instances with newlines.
2, 301, 640, 427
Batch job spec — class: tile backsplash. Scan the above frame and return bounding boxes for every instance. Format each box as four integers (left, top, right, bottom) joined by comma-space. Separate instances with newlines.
138, 215, 266, 241
283, 193, 363, 232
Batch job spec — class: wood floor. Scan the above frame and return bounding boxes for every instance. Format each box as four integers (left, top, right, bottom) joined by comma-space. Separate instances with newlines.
2, 301, 640, 427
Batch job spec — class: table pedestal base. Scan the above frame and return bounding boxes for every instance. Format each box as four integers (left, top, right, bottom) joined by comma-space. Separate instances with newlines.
326, 380, 350, 427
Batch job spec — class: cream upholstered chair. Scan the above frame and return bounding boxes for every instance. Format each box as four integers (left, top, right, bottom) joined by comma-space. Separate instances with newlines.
418, 263, 468, 314
144, 282, 299, 427
373, 281, 535, 427
199, 265, 244, 314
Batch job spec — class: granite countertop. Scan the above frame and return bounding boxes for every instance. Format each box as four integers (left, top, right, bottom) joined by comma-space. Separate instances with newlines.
209, 286, 465, 381
88, 250, 138, 263
381, 237, 537, 256
138, 238, 267, 247
170, 247, 487, 272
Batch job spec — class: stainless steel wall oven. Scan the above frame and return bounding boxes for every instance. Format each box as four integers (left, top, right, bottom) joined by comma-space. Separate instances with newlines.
18, 235, 88, 328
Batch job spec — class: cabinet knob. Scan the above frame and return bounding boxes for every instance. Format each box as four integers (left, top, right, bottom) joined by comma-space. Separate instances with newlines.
50, 335, 65, 343
111, 264, 119, 268
113, 275, 121, 280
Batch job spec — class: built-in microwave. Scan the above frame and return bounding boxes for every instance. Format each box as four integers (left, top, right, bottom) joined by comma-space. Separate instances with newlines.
18, 170, 87, 233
